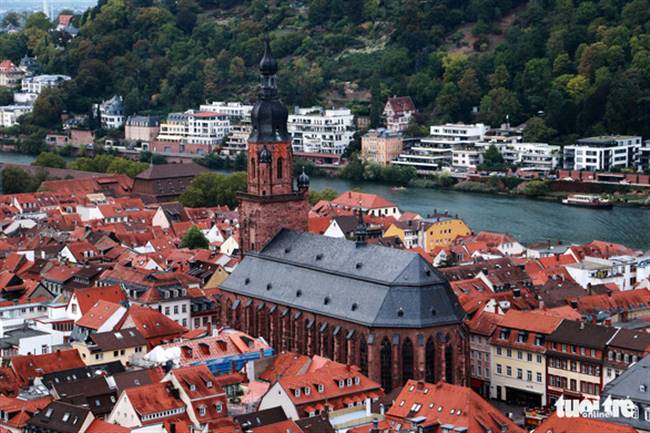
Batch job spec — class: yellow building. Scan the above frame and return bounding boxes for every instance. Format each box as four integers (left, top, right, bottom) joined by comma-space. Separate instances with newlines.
421, 216, 471, 251
73, 328, 148, 367
384, 216, 471, 252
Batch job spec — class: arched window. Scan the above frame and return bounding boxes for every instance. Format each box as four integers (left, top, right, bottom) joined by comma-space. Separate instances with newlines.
247, 305, 255, 336
380, 337, 393, 391
359, 335, 368, 376
425, 337, 436, 383
402, 338, 414, 383
226, 299, 233, 324
340, 330, 348, 364
445, 344, 454, 384
277, 157, 283, 179
251, 159, 256, 178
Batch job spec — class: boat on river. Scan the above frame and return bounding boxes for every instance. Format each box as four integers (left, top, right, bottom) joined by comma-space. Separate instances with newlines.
561, 194, 613, 209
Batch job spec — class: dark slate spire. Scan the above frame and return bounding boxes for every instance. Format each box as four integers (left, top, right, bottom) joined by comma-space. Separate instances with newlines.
355, 208, 368, 247
249, 36, 290, 144
297, 167, 310, 190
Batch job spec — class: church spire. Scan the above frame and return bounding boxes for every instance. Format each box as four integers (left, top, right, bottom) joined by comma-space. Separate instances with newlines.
249, 36, 289, 143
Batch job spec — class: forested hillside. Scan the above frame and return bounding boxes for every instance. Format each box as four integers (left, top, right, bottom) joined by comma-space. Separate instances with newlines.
1, 0, 649, 144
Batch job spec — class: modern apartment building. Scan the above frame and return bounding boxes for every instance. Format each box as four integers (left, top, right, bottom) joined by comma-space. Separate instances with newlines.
393, 123, 488, 173
21, 74, 71, 94
0, 105, 32, 127
223, 121, 251, 155
563, 136, 642, 171
288, 106, 355, 154
199, 101, 253, 120
155, 110, 230, 154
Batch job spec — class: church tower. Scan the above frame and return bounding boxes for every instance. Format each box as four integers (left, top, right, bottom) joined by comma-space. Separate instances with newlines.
238, 38, 310, 254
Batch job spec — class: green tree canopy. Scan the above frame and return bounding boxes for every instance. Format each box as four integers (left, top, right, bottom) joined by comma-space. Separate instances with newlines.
180, 172, 247, 208
33, 152, 66, 168
180, 225, 209, 249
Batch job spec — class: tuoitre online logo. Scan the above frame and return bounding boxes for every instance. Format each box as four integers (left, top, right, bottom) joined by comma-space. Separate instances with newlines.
555, 395, 636, 419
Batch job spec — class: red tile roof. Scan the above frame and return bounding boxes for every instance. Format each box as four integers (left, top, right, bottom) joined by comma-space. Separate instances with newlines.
120, 305, 187, 343
124, 382, 186, 425
498, 309, 563, 334
536, 413, 636, 433
386, 380, 524, 432
386, 96, 415, 114
76, 300, 123, 330
86, 419, 131, 433
170, 365, 228, 423
332, 191, 396, 210
251, 420, 304, 433
11, 350, 85, 382
0, 396, 51, 429
70, 285, 127, 316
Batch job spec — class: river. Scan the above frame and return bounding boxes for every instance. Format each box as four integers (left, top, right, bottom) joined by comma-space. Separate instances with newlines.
1, 152, 648, 249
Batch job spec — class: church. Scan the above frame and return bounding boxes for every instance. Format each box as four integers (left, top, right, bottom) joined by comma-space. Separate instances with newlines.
217, 39, 469, 391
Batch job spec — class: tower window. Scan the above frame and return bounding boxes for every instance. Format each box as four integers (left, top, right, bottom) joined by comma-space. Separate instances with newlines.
277, 157, 283, 179
251, 159, 256, 178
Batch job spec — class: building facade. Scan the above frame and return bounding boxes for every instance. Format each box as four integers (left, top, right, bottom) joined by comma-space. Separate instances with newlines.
564, 136, 642, 171
382, 96, 415, 132
21, 74, 71, 94
96, 95, 125, 130
199, 101, 253, 120
125, 115, 160, 144
361, 128, 403, 165
0, 60, 25, 88
288, 106, 355, 155
393, 123, 488, 173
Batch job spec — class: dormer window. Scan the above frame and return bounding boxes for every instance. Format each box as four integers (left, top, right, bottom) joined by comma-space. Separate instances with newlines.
304, 387, 311, 395
354, 376, 360, 385
199, 406, 206, 416
216, 402, 223, 412
294, 389, 301, 397
190, 384, 196, 391
338, 380, 345, 388
346, 378, 352, 386
317, 384, 324, 392
206, 380, 213, 388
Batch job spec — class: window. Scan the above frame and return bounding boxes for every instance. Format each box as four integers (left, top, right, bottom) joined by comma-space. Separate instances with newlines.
537, 372, 542, 383
507, 348, 512, 357
517, 351, 522, 360
216, 403, 223, 413
497, 364, 502, 374
537, 354, 542, 363
277, 157, 283, 179
506, 366, 512, 376
527, 353, 532, 362
199, 406, 206, 416
527, 370, 532, 381
517, 368, 523, 379
496, 347, 502, 355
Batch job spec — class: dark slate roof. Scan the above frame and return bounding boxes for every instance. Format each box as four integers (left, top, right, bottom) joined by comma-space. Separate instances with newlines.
26, 401, 90, 433
607, 328, 650, 352
235, 406, 287, 429
89, 328, 147, 351
604, 354, 650, 402
135, 162, 208, 180
547, 320, 618, 349
220, 229, 465, 328
41, 362, 124, 389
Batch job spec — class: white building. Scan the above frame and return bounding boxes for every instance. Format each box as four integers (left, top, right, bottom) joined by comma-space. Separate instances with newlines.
393, 123, 489, 173
199, 101, 253, 120
186, 111, 230, 146
288, 106, 355, 155
563, 136, 642, 171
96, 95, 125, 129
383, 96, 415, 132
0, 104, 32, 127
564, 256, 639, 291
157, 112, 190, 142
474, 141, 561, 171
20, 74, 71, 94
452, 147, 484, 170
223, 121, 251, 155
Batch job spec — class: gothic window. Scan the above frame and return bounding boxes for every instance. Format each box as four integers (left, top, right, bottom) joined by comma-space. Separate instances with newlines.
359, 335, 368, 376
226, 299, 233, 324
445, 344, 454, 384
340, 330, 348, 364
380, 337, 393, 391
251, 159, 256, 178
277, 157, 283, 179
402, 338, 414, 383
425, 337, 436, 383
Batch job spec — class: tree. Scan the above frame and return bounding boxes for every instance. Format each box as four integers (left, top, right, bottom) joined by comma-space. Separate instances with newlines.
180, 225, 209, 249
33, 152, 66, 168
523, 117, 558, 143
1, 167, 38, 194
479, 88, 522, 127
308, 188, 339, 205
0, 88, 13, 106
180, 172, 247, 208
482, 144, 505, 170
522, 179, 550, 196
31, 90, 64, 128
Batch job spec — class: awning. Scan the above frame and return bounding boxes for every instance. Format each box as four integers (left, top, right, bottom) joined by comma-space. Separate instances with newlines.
231, 300, 240, 310
333, 326, 341, 336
